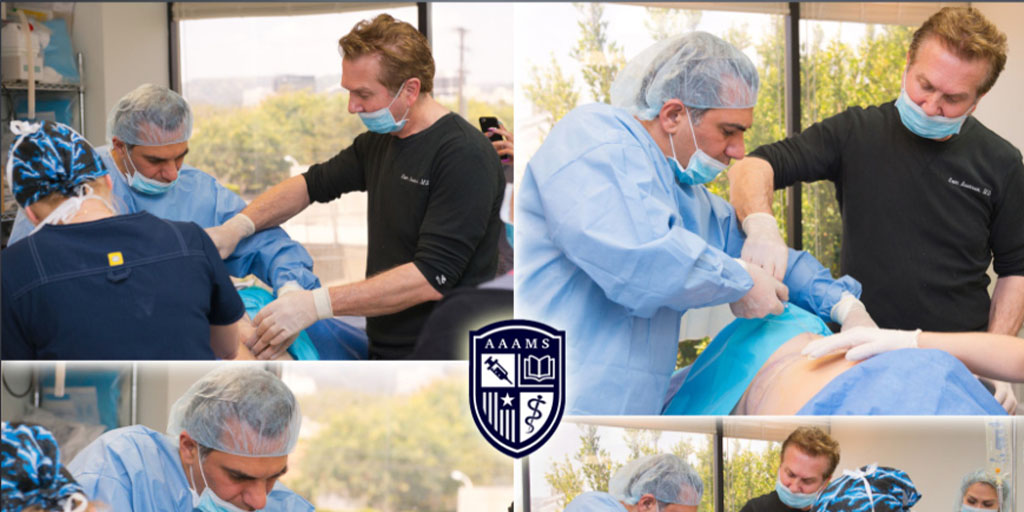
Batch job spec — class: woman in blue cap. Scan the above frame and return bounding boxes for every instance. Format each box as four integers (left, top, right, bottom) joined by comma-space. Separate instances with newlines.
1, 120, 244, 359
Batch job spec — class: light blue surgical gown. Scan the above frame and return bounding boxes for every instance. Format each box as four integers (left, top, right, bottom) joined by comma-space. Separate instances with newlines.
565, 491, 628, 511
67, 425, 313, 512
515, 103, 861, 415
9, 146, 319, 293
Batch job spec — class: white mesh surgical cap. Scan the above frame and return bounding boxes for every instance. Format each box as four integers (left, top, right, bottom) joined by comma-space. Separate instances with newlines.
108, 83, 193, 146
609, 453, 703, 506
167, 366, 301, 458
958, 469, 1010, 512
611, 31, 759, 120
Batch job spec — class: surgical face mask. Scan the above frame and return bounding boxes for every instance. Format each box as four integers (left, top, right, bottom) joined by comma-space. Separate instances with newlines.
358, 80, 410, 134
29, 183, 117, 236
668, 109, 728, 185
776, 476, 820, 510
189, 457, 253, 512
894, 86, 970, 140
120, 144, 177, 195
504, 222, 514, 249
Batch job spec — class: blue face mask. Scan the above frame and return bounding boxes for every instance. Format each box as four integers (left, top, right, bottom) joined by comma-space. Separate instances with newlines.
668, 109, 728, 185
504, 223, 514, 249
894, 86, 971, 140
358, 80, 410, 134
190, 460, 252, 512
776, 476, 820, 510
121, 145, 177, 195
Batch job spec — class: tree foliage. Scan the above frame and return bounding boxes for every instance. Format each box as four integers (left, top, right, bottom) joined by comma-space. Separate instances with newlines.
570, 3, 626, 105
545, 426, 781, 512
524, 7, 914, 274
285, 378, 510, 512
188, 90, 512, 196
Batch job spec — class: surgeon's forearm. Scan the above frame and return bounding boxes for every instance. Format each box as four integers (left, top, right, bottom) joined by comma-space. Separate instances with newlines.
988, 275, 1024, 336
326, 262, 443, 317
919, 332, 1024, 383
240, 175, 311, 231
210, 323, 239, 359
727, 156, 775, 222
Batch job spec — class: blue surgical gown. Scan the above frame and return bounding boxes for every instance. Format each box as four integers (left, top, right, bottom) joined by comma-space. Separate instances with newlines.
565, 491, 628, 511
10, 146, 319, 293
67, 425, 313, 512
515, 103, 862, 415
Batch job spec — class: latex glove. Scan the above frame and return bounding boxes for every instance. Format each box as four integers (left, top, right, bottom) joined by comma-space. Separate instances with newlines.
250, 287, 333, 360
830, 292, 878, 331
802, 326, 920, 361
980, 378, 1018, 414
740, 212, 789, 281
729, 258, 788, 319
204, 213, 255, 259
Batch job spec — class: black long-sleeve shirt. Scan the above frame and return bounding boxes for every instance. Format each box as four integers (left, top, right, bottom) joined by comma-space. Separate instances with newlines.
304, 113, 504, 357
751, 101, 1024, 332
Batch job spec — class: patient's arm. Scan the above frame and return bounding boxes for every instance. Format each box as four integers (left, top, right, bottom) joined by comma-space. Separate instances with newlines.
918, 332, 1024, 383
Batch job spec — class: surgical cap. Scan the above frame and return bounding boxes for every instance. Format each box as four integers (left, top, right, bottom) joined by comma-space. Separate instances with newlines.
958, 469, 1010, 512
813, 465, 921, 512
5, 120, 109, 208
108, 83, 192, 146
167, 366, 301, 458
1, 422, 89, 512
610, 31, 759, 120
609, 453, 703, 506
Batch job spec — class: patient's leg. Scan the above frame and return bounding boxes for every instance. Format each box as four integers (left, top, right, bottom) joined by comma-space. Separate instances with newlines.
734, 333, 856, 415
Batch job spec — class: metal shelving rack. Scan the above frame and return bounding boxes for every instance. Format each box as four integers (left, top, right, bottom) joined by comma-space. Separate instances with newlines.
1, 52, 84, 242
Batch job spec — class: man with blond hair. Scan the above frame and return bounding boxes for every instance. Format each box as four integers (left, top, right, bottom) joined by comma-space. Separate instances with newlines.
740, 427, 841, 512
728, 7, 1024, 413
206, 14, 505, 359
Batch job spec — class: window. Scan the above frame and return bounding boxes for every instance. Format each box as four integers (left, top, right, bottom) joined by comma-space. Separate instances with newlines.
795, 18, 914, 274
177, 6, 418, 286
278, 362, 512, 510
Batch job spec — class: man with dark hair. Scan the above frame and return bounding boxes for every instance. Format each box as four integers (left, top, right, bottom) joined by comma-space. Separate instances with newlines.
740, 427, 840, 512
207, 14, 505, 359
728, 6, 1023, 413
68, 366, 312, 511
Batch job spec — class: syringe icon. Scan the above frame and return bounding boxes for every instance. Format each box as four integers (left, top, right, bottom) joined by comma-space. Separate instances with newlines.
485, 357, 513, 384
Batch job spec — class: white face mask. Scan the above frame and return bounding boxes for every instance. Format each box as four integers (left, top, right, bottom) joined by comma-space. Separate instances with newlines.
29, 183, 117, 235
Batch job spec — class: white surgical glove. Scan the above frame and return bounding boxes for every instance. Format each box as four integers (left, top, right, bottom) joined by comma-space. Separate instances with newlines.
729, 258, 789, 319
740, 212, 789, 281
205, 213, 255, 259
250, 287, 333, 360
802, 326, 921, 361
830, 292, 878, 331
980, 378, 1018, 414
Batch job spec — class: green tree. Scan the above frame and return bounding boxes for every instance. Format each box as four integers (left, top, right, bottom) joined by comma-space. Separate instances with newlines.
545, 427, 782, 512
644, 7, 702, 41
570, 3, 626, 104
286, 378, 509, 512
523, 53, 579, 134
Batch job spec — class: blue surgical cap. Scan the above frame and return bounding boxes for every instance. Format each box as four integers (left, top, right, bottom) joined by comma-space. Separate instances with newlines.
167, 366, 301, 458
1, 422, 89, 511
814, 465, 921, 512
5, 120, 109, 208
611, 31, 759, 120
959, 469, 1010, 512
609, 453, 703, 506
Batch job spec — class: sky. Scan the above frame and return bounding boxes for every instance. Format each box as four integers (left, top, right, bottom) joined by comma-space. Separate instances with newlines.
179, 4, 513, 87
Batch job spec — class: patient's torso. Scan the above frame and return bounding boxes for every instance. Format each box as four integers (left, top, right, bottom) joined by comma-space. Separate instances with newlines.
735, 333, 858, 415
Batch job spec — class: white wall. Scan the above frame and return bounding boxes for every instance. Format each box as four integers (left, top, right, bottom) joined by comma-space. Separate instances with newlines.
973, 2, 1024, 152
831, 417, 1019, 512
70, 2, 169, 144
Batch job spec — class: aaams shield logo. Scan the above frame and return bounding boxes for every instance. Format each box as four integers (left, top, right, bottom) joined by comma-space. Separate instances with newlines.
470, 319, 565, 458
